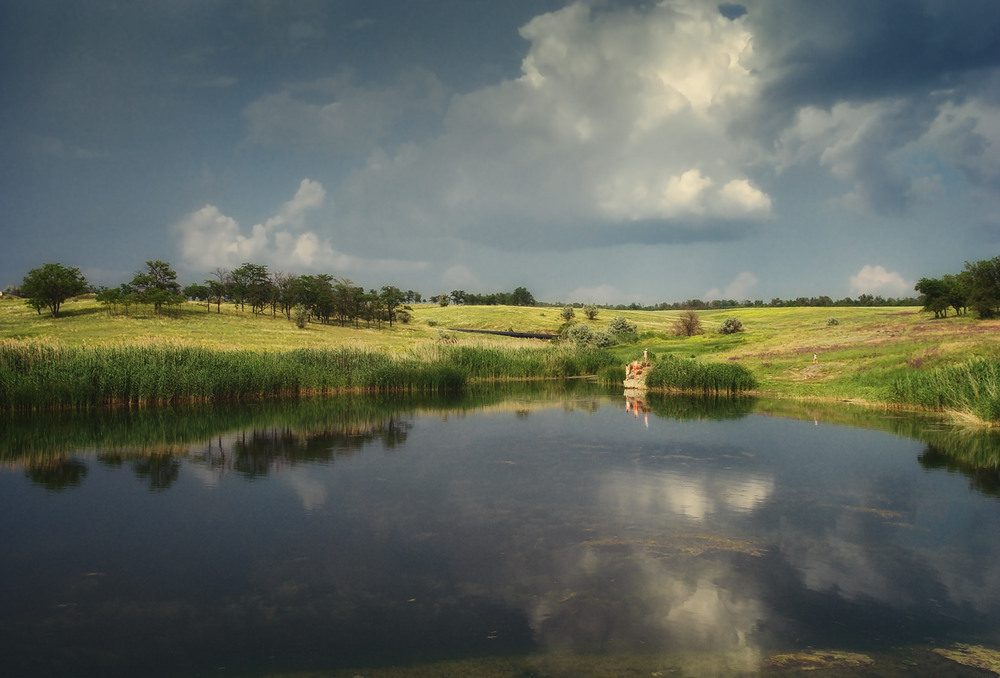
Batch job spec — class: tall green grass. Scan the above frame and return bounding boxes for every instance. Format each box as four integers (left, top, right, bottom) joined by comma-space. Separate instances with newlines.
416, 344, 617, 379
0, 342, 458, 410
642, 355, 758, 395
888, 357, 1000, 423
0, 340, 618, 410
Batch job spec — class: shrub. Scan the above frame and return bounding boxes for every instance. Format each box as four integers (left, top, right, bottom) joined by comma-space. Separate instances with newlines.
396, 310, 412, 324
673, 310, 703, 336
563, 322, 593, 345
583, 303, 599, 320
560, 305, 575, 321
718, 317, 744, 335
590, 330, 616, 347
293, 304, 309, 329
608, 315, 636, 335
607, 315, 638, 343
827, 317, 840, 326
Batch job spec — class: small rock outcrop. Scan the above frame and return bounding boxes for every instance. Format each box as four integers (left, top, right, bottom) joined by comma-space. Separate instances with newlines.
623, 360, 652, 390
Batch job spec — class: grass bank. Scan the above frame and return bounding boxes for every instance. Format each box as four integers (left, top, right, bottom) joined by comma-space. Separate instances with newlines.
886, 357, 1000, 423
3, 296, 1000, 421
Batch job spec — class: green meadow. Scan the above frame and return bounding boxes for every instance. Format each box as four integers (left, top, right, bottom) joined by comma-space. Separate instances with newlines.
2, 294, 999, 422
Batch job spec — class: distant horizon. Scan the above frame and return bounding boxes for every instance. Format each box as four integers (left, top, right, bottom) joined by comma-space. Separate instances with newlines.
4, 257, 925, 311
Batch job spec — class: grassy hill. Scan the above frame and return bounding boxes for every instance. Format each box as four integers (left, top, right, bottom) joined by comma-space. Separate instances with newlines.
2, 294, 998, 409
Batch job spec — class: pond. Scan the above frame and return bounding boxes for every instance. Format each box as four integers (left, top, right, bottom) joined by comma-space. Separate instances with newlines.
2, 382, 1000, 677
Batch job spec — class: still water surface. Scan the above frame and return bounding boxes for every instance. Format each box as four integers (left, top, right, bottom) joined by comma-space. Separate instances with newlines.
2, 385, 1000, 676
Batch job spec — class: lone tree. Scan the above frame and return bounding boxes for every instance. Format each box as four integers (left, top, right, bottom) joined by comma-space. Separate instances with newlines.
673, 309, 704, 336
21, 262, 89, 317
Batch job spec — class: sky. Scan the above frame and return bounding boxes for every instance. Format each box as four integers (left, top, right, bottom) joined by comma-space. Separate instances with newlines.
3, 0, 1000, 305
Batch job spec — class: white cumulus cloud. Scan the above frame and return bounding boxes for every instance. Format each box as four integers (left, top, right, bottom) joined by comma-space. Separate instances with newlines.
173, 178, 426, 276
317, 0, 772, 253
705, 271, 758, 301
849, 265, 912, 297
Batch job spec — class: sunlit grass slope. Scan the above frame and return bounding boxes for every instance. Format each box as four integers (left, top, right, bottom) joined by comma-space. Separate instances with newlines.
3, 295, 1000, 413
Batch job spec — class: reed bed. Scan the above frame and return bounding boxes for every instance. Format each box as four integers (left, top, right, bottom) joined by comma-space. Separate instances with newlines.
414, 343, 617, 380
642, 355, 759, 395
0, 340, 618, 410
888, 357, 1000, 424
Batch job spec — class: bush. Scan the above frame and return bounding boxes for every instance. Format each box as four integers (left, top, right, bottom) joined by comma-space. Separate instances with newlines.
590, 330, 616, 347
583, 303, 599, 320
608, 315, 636, 335
827, 317, 840, 326
718, 317, 744, 334
673, 310, 703, 336
293, 304, 309, 329
560, 305, 575, 321
563, 322, 593, 345
607, 315, 638, 343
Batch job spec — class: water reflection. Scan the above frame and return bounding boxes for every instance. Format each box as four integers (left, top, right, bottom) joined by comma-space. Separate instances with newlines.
921, 443, 1000, 496
2, 385, 1000, 676
603, 467, 775, 520
25, 457, 88, 491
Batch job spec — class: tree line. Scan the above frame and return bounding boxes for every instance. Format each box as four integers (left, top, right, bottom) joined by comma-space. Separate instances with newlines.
914, 255, 1000, 318
12, 260, 538, 325
435, 288, 535, 307
13, 256, 1000, 321
642, 294, 921, 311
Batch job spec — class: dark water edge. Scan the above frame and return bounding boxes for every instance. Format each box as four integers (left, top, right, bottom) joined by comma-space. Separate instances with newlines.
2, 382, 1000, 677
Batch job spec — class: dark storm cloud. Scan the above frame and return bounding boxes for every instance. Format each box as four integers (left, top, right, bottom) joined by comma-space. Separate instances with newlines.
3, 0, 1000, 303
463, 217, 761, 254
718, 3, 748, 20
749, 0, 1000, 111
